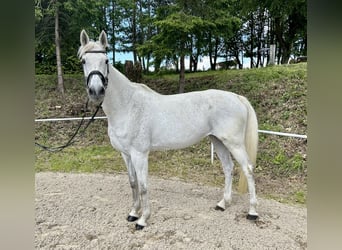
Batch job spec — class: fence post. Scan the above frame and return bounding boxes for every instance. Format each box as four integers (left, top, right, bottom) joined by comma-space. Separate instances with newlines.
268, 44, 276, 66
124, 60, 134, 81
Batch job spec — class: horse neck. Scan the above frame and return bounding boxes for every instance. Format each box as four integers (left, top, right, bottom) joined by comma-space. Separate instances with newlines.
102, 65, 136, 113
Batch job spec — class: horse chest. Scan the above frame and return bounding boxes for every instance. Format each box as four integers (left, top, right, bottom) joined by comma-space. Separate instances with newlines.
107, 122, 131, 152
107, 118, 150, 154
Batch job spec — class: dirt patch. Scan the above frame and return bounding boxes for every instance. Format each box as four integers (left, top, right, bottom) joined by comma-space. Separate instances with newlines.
35, 172, 307, 249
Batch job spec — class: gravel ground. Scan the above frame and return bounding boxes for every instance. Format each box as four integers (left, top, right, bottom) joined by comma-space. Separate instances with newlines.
35, 172, 307, 249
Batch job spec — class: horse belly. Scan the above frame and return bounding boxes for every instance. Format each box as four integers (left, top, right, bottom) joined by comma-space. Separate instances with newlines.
150, 117, 210, 150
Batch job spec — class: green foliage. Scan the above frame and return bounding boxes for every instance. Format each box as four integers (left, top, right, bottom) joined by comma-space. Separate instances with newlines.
35, 0, 306, 77
35, 0, 111, 75
153, 11, 214, 58
113, 61, 124, 73
271, 149, 304, 174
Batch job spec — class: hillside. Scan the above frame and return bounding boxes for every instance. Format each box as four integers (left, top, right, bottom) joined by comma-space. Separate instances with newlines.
35, 63, 307, 204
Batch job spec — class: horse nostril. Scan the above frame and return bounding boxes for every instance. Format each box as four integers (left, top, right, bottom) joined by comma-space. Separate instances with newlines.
99, 87, 105, 96
88, 88, 95, 96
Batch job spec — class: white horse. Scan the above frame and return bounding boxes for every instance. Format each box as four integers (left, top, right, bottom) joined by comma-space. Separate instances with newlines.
78, 30, 259, 230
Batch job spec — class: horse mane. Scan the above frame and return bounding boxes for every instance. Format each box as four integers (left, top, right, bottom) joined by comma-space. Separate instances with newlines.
77, 41, 103, 58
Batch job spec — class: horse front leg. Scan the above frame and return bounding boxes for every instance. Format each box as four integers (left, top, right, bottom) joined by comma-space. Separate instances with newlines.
130, 150, 150, 230
121, 153, 140, 222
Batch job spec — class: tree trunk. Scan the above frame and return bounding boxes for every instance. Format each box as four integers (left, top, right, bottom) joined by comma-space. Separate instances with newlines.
179, 54, 185, 93
281, 45, 291, 64
208, 33, 216, 70
132, 0, 137, 63
146, 54, 150, 73
154, 57, 161, 73
234, 51, 242, 69
274, 16, 295, 64
111, 0, 116, 64
266, 13, 272, 65
193, 55, 198, 72
250, 13, 254, 68
209, 37, 219, 70
256, 8, 264, 67
55, 3, 64, 96
213, 37, 219, 69
189, 38, 193, 72
277, 44, 281, 65
174, 55, 179, 73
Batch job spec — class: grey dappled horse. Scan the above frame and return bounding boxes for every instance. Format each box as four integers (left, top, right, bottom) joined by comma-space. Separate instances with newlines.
78, 30, 259, 230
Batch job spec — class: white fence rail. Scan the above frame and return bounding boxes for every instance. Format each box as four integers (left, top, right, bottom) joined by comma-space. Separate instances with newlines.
35, 116, 107, 122
35, 116, 307, 164
257, 129, 307, 139
35, 116, 307, 138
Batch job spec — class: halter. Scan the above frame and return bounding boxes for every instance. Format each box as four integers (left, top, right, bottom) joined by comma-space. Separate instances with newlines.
83, 50, 109, 89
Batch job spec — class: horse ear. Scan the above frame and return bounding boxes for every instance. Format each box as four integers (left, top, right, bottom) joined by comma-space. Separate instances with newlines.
99, 30, 108, 49
80, 29, 89, 46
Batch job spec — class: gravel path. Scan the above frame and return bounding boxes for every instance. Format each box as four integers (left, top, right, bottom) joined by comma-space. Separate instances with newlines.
35, 172, 307, 249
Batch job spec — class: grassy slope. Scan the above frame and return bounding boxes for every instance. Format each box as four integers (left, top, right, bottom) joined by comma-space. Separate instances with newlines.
35, 63, 307, 204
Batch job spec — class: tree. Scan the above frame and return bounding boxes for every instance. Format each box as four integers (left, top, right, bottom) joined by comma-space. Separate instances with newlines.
35, 0, 307, 78
35, 0, 65, 94
35, 0, 111, 81
198, 0, 241, 70
54, 0, 65, 95
154, 11, 212, 92
265, 0, 307, 63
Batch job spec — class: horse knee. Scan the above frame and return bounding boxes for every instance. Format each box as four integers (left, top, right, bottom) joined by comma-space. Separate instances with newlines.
138, 183, 148, 195
241, 163, 254, 179
129, 179, 137, 189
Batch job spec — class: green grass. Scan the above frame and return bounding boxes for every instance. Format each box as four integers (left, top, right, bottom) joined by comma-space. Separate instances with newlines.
35, 145, 125, 173
35, 63, 307, 204
294, 190, 306, 204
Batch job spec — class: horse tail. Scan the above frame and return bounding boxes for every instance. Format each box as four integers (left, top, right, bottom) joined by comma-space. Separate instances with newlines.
238, 95, 258, 169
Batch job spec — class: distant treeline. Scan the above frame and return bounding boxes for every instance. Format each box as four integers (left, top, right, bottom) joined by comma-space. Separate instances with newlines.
35, 0, 306, 74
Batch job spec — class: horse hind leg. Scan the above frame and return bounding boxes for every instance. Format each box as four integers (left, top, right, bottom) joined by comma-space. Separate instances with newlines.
209, 136, 234, 211
226, 144, 258, 220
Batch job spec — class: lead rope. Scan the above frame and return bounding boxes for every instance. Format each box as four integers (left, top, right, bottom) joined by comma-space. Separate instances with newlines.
35, 99, 102, 152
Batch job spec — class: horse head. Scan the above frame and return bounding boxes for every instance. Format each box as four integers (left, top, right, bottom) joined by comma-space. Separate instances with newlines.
78, 30, 109, 103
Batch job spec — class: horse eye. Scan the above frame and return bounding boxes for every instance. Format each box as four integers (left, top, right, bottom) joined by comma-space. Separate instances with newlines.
105, 59, 109, 64
82, 59, 86, 64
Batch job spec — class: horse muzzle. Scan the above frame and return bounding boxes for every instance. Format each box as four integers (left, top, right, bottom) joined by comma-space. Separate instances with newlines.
87, 85, 105, 102
86, 70, 108, 102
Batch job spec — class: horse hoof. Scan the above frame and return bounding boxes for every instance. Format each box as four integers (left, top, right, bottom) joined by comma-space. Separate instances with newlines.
246, 214, 259, 220
135, 224, 145, 230
127, 215, 139, 222
215, 205, 225, 211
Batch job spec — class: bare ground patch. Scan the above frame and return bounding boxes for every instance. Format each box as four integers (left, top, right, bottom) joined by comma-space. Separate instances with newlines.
35, 172, 307, 249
